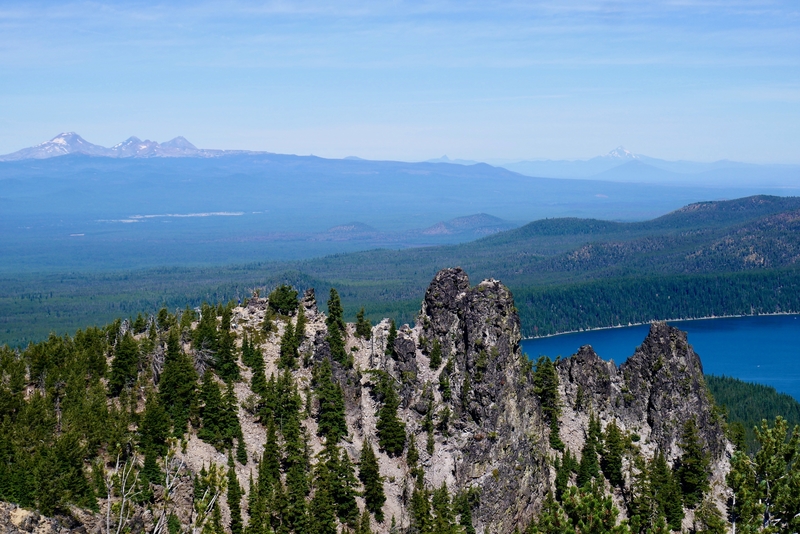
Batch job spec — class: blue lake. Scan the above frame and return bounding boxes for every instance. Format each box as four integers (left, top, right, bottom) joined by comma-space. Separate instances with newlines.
521, 315, 800, 401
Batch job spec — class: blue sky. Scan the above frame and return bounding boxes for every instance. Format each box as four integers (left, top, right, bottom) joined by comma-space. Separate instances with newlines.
0, 1, 798, 162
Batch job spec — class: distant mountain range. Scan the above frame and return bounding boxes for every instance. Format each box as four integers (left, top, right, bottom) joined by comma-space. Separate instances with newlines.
0, 132, 262, 161
4, 134, 799, 189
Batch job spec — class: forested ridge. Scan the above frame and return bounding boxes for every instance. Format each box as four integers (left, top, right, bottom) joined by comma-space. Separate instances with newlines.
1, 275, 799, 532
4, 195, 800, 346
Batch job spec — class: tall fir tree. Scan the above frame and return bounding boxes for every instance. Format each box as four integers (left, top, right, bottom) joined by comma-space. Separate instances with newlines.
355, 308, 372, 340
359, 441, 385, 523
533, 356, 563, 450
600, 419, 624, 487
108, 332, 139, 396
313, 358, 348, 443
374, 374, 406, 457
278, 321, 298, 370
159, 327, 198, 436
675, 417, 710, 508
215, 306, 240, 383
198, 371, 227, 449
227, 459, 244, 534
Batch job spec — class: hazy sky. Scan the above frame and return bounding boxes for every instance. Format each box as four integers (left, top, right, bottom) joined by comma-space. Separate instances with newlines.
1, 1, 798, 162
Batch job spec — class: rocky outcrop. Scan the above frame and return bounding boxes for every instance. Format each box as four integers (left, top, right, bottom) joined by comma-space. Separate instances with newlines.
555, 322, 731, 525
412, 268, 550, 532
1, 269, 732, 534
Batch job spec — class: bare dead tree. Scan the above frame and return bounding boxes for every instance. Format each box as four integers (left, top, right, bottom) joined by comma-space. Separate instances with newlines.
104, 453, 140, 534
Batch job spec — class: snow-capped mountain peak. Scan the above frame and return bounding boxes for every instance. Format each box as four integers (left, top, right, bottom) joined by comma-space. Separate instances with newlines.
606, 146, 638, 159
0, 133, 231, 161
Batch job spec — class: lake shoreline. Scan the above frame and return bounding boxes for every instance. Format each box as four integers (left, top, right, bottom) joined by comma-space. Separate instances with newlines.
524, 311, 800, 341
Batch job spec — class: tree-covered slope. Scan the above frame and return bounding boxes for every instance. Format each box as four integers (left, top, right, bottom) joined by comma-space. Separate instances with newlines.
3, 195, 800, 345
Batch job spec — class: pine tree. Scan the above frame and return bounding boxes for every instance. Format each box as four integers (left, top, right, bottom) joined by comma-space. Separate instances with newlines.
385, 320, 397, 358
600, 419, 624, 487
533, 356, 563, 450
325, 290, 349, 367
223, 381, 244, 451
429, 339, 442, 369
355, 308, 372, 340
278, 320, 298, 370
320, 441, 359, 526
108, 332, 139, 396
675, 417, 710, 508
529, 492, 575, 534
326, 288, 346, 334
650, 451, 684, 530
576, 439, 599, 488
193, 303, 218, 352
198, 371, 226, 449
431, 483, 459, 534
410, 472, 431, 533
267, 285, 299, 316
227, 460, 244, 534
374, 374, 406, 457
139, 391, 170, 483
359, 441, 385, 523
249, 342, 269, 399
159, 328, 198, 436
309, 460, 337, 534
313, 357, 348, 443
215, 307, 241, 383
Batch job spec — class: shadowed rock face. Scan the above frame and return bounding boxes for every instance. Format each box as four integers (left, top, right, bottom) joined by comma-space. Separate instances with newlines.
416, 267, 550, 532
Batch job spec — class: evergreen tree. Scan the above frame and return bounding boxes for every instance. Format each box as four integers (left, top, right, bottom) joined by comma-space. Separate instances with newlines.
268, 285, 299, 316
727, 417, 800, 533
215, 307, 240, 383
320, 441, 359, 526
410, 473, 431, 534
600, 419, 624, 488
528, 492, 575, 534
357, 509, 372, 534
159, 328, 198, 436
326, 320, 348, 367
179, 305, 196, 332
108, 332, 139, 396
223, 381, 245, 451
355, 308, 372, 340
278, 320, 298, 370
198, 371, 227, 449
429, 339, 442, 369
359, 441, 385, 523
438, 369, 451, 402
385, 320, 397, 358
576, 418, 600, 488
431, 483, 459, 534
139, 391, 170, 483
309, 460, 337, 534
374, 373, 406, 457
193, 303, 218, 352
675, 417, 710, 508
326, 288, 346, 334
227, 460, 244, 534
249, 342, 269, 399
554, 449, 577, 501
313, 357, 348, 443
560, 482, 631, 534
649, 451, 684, 530
533, 356, 563, 450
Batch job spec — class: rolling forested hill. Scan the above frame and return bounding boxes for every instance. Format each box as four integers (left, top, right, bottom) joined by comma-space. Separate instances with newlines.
3, 195, 800, 345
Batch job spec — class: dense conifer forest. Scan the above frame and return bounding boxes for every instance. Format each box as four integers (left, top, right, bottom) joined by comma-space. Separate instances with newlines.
3, 195, 800, 346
